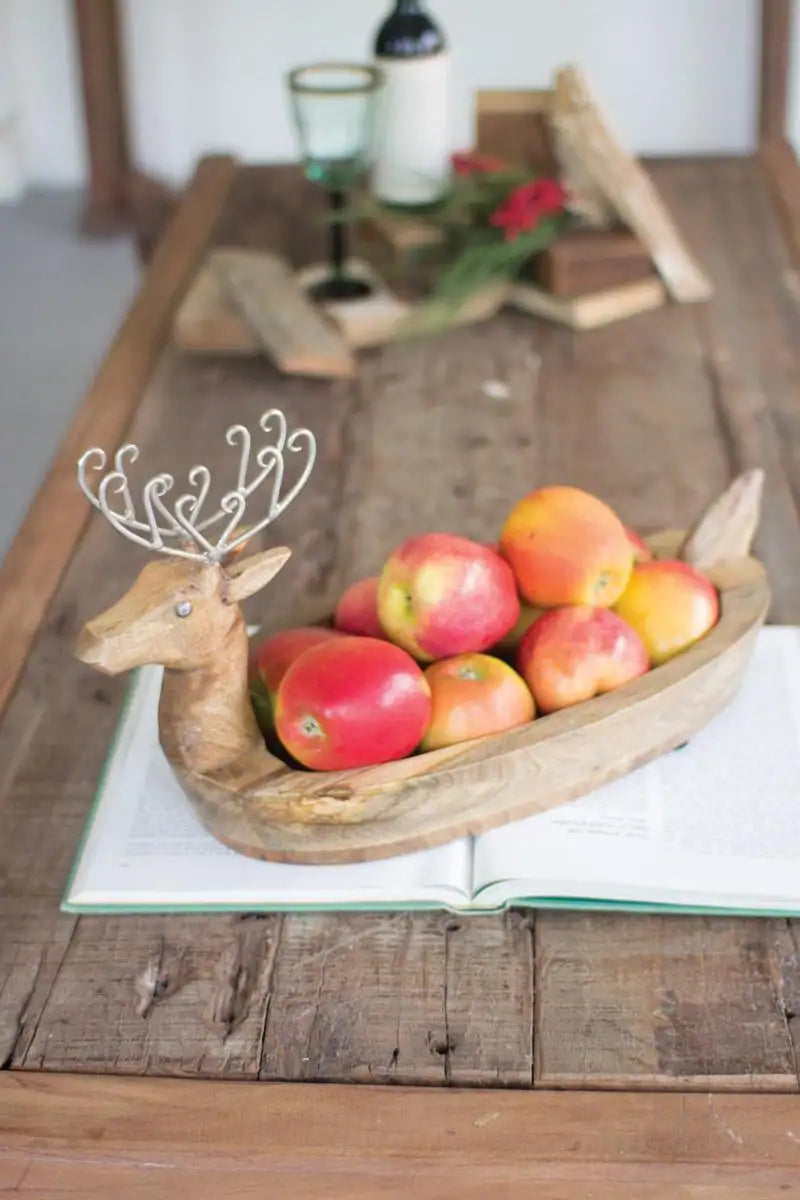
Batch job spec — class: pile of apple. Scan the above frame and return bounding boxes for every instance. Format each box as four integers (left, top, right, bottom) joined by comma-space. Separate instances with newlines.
249, 486, 719, 772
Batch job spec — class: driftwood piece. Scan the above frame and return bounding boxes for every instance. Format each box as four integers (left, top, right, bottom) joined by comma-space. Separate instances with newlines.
509, 276, 666, 329
173, 258, 259, 355
551, 65, 713, 302
75, 473, 767, 865
211, 248, 356, 378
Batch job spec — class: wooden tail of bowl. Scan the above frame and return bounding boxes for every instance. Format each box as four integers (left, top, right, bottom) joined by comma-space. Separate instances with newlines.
167, 471, 770, 864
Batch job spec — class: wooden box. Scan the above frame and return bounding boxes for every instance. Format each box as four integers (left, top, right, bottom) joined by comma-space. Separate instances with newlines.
531, 227, 656, 297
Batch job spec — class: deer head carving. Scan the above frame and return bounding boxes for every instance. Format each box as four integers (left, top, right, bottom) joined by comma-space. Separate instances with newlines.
75, 406, 314, 663
74, 409, 316, 774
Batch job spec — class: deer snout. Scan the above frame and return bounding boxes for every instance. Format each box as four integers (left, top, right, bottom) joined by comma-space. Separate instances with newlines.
75, 620, 121, 674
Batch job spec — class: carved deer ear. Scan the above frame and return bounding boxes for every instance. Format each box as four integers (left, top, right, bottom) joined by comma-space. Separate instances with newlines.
224, 546, 292, 603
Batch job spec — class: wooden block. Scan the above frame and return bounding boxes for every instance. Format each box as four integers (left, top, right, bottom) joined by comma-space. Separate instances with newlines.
509, 277, 667, 330
551, 65, 713, 302
474, 88, 558, 173
532, 227, 656, 296
295, 259, 411, 349
211, 247, 356, 379
173, 260, 259, 355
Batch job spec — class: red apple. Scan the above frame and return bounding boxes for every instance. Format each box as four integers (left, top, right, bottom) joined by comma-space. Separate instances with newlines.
517, 606, 649, 713
421, 653, 535, 751
249, 625, 344, 730
613, 560, 719, 665
625, 526, 653, 563
377, 533, 520, 662
275, 636, 431, 770
333, 576, 384, 639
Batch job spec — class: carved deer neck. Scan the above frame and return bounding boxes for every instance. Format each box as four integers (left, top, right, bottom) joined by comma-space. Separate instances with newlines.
157, 607, 259, 775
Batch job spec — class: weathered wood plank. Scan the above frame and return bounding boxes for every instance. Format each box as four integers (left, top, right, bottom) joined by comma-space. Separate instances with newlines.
17, 915, 280, 1076
0, 154, 237, 722
261, 911, 534, 1086
261, 912, 451, 1084
536, 915, 798, 1090
2, 1075, 800, 1200
651, 158, 800, 624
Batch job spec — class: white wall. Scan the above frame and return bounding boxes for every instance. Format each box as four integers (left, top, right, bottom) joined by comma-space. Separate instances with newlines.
1, 0, 85, 191
121, 0, 759, 187
3, 0, 761, 192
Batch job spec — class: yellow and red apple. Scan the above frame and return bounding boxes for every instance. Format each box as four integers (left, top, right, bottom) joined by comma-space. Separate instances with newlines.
500, 485, 634, 608
613, 560, 719, 665
334, 576, 384, 639
517, 605, 648, 713
275, 636, 431, 770
377, 533, 519, 661
421, 653, 534, 751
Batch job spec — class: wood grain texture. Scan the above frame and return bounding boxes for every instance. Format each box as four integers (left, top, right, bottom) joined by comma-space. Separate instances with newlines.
2, 1075, 800, 1200
0, 154, 237, 723
260, 911, 533, 1085
3, 158, 800, 1089
536, 915, 800, 1090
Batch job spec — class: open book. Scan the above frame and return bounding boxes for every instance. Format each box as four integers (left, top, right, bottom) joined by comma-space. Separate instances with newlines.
64, 626, 800, 916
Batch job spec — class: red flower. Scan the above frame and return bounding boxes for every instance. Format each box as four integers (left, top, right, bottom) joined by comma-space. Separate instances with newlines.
451, 149, 510, 176
489, 178, 567, 241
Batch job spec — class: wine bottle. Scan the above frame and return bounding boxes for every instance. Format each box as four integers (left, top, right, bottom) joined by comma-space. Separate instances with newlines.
371, 0, 451, 208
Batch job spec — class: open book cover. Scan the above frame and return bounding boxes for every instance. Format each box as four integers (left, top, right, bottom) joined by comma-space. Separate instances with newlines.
63, 626, 800, 917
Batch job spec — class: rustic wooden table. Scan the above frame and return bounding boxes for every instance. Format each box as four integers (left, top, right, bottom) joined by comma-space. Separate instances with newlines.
2, 155, 800, 1195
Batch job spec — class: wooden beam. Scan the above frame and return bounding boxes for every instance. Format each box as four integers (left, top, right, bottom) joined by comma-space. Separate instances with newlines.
0, 154, 237, 722
72, 0, 131, 234
759, 137, 800, 265
759, 0, 793, 145
1, 1075, 799, 1197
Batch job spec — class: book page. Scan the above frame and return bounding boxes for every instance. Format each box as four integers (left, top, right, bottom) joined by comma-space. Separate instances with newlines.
65, 666, 471, 912
473, 627, 800, 912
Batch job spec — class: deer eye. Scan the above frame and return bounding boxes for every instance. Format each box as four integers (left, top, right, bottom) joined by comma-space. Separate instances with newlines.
174, 599, 193, 618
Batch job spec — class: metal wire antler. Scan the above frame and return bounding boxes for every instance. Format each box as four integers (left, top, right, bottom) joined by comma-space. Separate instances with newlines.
77, 409, 316, 564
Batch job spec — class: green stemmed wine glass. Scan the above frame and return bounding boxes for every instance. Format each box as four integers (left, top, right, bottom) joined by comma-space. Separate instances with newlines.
288, 62, 383, 302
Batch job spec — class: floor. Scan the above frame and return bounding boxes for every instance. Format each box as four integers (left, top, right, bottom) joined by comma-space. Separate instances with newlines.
0, 189, 138, 558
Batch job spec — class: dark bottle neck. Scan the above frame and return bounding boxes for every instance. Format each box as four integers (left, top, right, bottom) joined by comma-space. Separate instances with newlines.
375, 0, 445, 57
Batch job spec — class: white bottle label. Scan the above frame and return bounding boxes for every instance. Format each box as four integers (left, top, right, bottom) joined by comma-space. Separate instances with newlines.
371, 52, 451, 206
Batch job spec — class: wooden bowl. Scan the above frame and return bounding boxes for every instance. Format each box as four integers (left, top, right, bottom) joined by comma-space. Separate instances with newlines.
167, 476, 769, 864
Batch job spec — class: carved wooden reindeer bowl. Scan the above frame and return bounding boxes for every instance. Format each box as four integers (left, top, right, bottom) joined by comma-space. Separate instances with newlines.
75, 410, 769, 864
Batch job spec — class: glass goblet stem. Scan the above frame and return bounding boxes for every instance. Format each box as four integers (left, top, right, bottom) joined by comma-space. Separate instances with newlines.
329, 189, 347, 279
